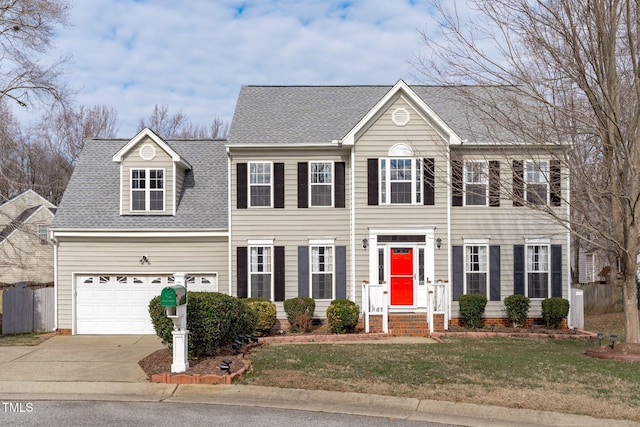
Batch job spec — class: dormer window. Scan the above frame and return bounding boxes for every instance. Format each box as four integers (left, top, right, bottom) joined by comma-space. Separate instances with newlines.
131, 168, 164, 211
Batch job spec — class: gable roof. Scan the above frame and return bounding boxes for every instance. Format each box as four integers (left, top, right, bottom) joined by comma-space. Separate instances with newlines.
0, 205, 55, 244
52, 138, 228, 231
226, 82, 520, 146
0, 189, 56, 211
112, 127, 192, 169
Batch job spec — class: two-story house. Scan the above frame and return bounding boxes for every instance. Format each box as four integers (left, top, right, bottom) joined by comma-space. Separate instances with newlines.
51, 80, 570, 335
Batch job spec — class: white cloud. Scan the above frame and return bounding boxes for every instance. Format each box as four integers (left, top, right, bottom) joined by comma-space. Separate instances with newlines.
16, 0, 445, 137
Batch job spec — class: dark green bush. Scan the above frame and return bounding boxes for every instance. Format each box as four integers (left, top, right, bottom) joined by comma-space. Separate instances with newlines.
283, 297, 315, 332
458, 294, 488, 329
148, 292, 257, 357
504, 294, 531, 327
541, 297, 570, 328
244, 299, 277, 336
326, 299, 360, 334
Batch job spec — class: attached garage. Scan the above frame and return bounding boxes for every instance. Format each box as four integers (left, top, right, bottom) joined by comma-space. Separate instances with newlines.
75, 274, 217, 334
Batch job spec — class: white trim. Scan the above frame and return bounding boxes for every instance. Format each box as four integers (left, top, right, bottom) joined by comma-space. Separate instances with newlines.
308, 238, 336, 245
227, 148, 233, 296
350, 146, 356, 302
524, 237, 551, 245
0, 189, 55, 210
387, 143, 414, 157
248, 161, 274, 208
51, 230, 228, 238
463, 237, 490, 245
462, 243, 490, 297
248, 244, 274, 300
130, 167, 166, 213
340, 80, 462, 146
308, 160, 335, 208
248, 238, 275, 245
309, 243, 336, 301
463, 160, 489, 207
112, 128, 192, 169
138, 143, 156, 160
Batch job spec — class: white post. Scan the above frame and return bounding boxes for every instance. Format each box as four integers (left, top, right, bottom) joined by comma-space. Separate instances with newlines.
170, 272, 189, 373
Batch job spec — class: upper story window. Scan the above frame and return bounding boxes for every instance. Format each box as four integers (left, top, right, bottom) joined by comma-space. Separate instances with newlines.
311, 245, 334, 299
464, 161, 488, 206
309, 161, 333, 207
37, 224, 48, 242
249, 162, 272, 207
465, 244, 488, 295
131, 168, 164, 211
380, 158, 422, 205
527, 244, 549, 298
525, 161, 548, 205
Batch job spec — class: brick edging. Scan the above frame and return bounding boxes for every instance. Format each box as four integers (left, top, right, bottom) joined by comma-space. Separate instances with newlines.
259, 332, 389, 344
150, 359, 252, 384
432, 330, 598, 340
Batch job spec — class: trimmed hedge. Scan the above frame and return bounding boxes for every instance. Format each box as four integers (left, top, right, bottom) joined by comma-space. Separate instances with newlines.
504, 294, 531, 327
148, 292, 257, 356
326, 299, 360, 334
541, 297, 570, 328
458, 294, 488, 329
283, 297, 315, 332
244, 299, 277, 336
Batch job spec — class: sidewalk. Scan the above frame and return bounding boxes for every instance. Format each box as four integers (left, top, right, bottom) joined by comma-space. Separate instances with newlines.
0, 335, 638, 427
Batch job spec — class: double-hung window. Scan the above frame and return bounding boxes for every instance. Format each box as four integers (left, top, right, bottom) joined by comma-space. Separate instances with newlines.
465, 245, 488, 295
131, 168, 164, 211
380, 158, 422, 204
527, 244, 549, 298
311, 245, 334, 299
464, 161, 488, 206
249, 162, 272, 207
37, 224, 49, 242
309, 161, 333, 207
249, 246, 272, 299
525, 161, 548, 205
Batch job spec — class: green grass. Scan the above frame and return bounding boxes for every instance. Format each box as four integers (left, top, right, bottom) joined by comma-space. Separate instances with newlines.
241, 313, 640, 421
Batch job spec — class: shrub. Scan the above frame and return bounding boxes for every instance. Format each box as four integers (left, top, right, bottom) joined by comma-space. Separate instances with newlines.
541, 297, 570, 328
148, 292, 257, 357
245, 299, 277, 336
504, 294, 531, 327
283, 297, 315, 332
326, 299, 360, 334
458, 294, 488, 329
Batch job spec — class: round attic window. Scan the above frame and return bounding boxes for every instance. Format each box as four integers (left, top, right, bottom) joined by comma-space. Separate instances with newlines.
392, 108, 410, 126
139, 144, 156, 161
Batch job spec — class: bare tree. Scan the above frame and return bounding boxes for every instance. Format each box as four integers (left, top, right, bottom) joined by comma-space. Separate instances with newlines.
0, 0, 72, 109
415, 0, 640, 342
139, 104, 228, 139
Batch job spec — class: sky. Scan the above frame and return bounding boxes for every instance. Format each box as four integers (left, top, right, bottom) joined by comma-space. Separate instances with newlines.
22, 0, 454, 137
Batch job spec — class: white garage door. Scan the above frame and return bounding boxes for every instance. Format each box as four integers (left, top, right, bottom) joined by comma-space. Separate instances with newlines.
76, 275, 217, 334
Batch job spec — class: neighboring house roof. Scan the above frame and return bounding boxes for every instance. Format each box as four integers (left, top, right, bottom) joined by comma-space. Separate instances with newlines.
52, 138, 228, 230
0, 189, 56, 210
0, 205, 54, 244
226, 81, 520, 146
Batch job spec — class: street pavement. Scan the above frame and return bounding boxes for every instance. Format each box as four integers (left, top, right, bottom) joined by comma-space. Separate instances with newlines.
0, 335, 638, 427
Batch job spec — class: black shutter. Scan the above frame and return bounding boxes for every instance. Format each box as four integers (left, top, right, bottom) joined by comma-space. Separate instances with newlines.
297, 162, 308, 208
298, 246, 309, 297
237, 163, 248, 209
237, 246, 248, 298
451, 159, 463, 207
452, 245, 464, 300
512, 160, 524, 207
550, 160, 561, 207
335, 162, 346, 208
489, 161, 500, 207
513, 245, 525, 295
274, 163, 285, 208
489, 245, 501, 301
274, 246, 285, 301
367, 158, 379, 206
335, 246, 347, 299
423, 158, 435, 205
551, 244, 563, 297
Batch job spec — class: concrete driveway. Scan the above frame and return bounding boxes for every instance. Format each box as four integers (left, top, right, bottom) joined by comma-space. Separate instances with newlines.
0, 335, 164, 383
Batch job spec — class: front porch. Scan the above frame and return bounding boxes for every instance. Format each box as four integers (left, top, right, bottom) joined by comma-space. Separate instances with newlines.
362, 280, 449, 337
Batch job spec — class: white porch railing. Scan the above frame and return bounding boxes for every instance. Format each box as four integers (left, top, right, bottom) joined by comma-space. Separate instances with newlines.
362, 281, 388, 333
362, 280, 449, 335
427, 281, 449, 335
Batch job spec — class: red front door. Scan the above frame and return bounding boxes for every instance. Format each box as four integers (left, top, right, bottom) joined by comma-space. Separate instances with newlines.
390, 247, 414, 306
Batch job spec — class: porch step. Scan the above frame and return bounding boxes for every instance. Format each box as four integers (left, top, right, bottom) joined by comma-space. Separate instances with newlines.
368, 313, 441, 337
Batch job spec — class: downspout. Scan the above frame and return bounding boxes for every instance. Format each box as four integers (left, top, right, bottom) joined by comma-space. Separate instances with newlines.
566, 163, 572, 327
227, 147, 233, 296
52, 233, 58, 332
447, 140, 452, 324
350, 144, 356, 302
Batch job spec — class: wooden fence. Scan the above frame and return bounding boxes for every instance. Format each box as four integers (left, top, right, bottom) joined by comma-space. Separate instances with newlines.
2, 283, 54, 334
574, 282, 624, 314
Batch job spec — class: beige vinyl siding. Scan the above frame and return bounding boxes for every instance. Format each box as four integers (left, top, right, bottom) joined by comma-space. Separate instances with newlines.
230, 149, 351, 318
121, 137, 174, 215
353, 96, 450, 302
55, 235, 229, 329
0, 211, 54, 284
450, 152, 569, 319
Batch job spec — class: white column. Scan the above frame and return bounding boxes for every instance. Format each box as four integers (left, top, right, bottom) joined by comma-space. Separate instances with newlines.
171, 330, 189, 373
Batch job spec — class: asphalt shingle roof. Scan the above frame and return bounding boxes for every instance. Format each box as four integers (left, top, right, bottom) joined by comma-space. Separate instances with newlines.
52, 139, 228, 230
226, 84, 518, 145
